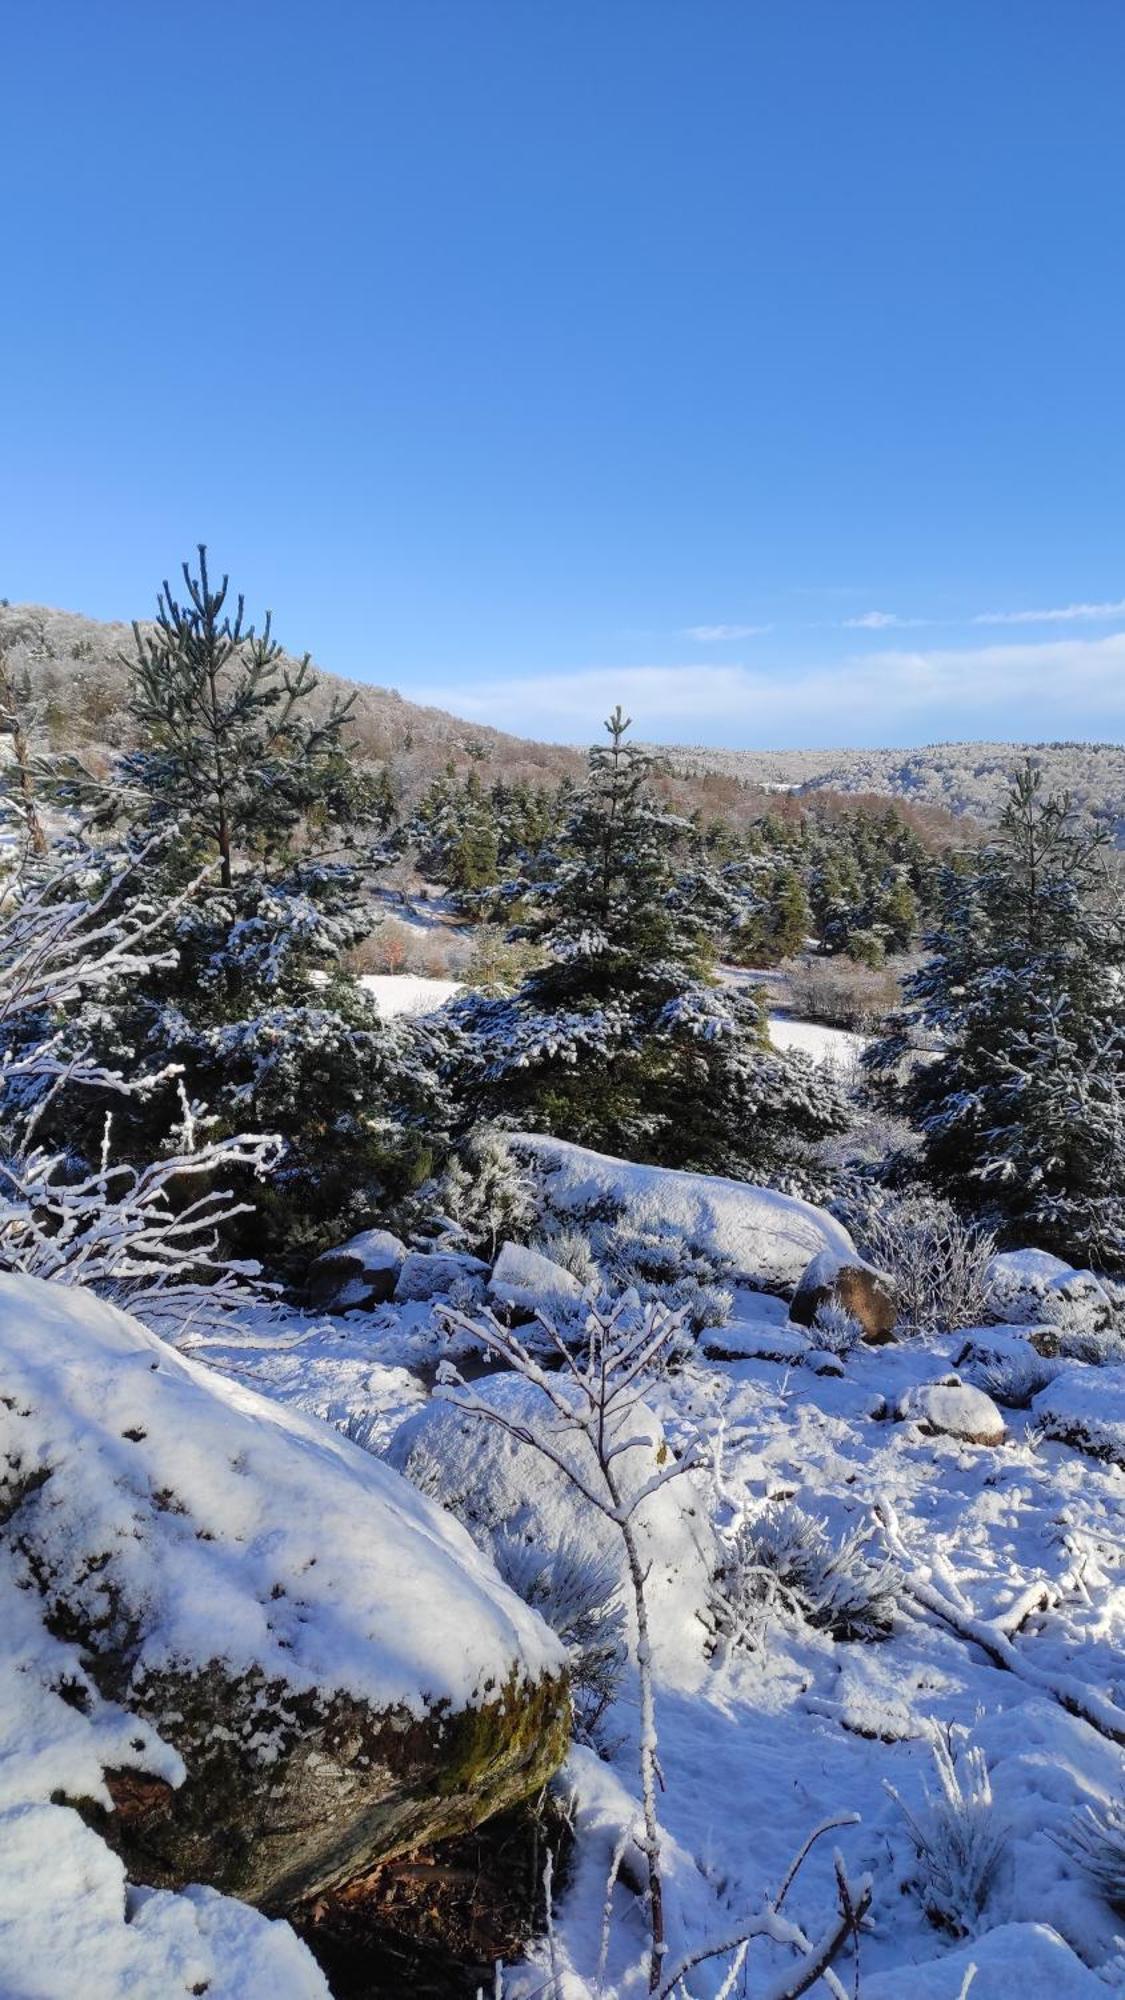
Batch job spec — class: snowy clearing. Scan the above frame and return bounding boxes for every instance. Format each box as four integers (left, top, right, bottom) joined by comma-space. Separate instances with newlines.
768, 1010, 868, 1068
358, 971, 462, 1015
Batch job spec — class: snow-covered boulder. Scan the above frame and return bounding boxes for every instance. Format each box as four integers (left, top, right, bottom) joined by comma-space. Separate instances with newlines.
489, 1241, 585, 1317
896, 1379, 1007, 1445
1032, 1366, 1125, 1464
510, 1133, 855, 1291
306, 1227, 406, 1311
699, 1322, 810, 1365
986, 1248, 1074, 1323
393, 1249, 489, 1304
789, 1248, 898, 1343
386, 1373, 717, 1682
0, 1274, 568, 1913
862, 1922, 1106, 1997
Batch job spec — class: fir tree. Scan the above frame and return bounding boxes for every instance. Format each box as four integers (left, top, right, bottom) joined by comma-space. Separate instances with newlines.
866, 761, 1125, 1266
447, 710, 846, 1180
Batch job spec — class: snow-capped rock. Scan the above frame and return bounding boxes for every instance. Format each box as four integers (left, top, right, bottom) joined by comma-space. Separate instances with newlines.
488, 1240, 585, 1315
386, 1372, 717, 1683
1032, 1366, 1125, 1464
986, 1248, 1074, 1323
306, 1227, 406, 1311
393, 1249, 489, 1304
789, 1248, 898, 1343
0, 1274, 568, 1912
895, 1379, 1007, 1444
510, 1133, 855, 1290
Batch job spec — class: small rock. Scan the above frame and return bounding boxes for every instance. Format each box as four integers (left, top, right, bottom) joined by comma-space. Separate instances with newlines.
896, 1379, 1006, 1445
489, 1241, 584, 1317
790, 1250, 898, 1344
307, 1229, 406, 1312
393, 1251, 489, 1305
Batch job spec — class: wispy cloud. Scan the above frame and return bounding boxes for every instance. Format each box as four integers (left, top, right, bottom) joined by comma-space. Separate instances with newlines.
973, 599, 1125, 626
681, 622, 771, 642
842, 610, 927, 630
415, 632, 1125, 747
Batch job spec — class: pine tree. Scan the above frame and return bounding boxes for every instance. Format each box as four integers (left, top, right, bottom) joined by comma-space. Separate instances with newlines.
37, 551, 447, 1272
448, 710, 847, 1179
866, 761, 1125, 1266
127, 546, 355, 886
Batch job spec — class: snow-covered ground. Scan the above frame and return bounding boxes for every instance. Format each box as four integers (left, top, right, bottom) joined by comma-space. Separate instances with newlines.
768, 1010, 868, 1069
169, 1279, 1125, 1996
358, 971, 462, 1015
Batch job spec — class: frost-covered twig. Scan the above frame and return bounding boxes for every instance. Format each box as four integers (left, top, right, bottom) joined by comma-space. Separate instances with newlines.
0, 1094, 282, 1335
654, 1826, 870, 2000
439, 1295, 701, 1992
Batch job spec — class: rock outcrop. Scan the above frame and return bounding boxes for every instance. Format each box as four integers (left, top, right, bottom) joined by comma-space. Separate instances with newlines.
0, 1275, 569, 1913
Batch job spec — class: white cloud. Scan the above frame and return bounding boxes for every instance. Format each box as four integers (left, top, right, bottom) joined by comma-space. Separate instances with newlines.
973, 599, 1125, 626
681, 622, 771, 642
842, 610, 927, 630
414, 631, 1125, 746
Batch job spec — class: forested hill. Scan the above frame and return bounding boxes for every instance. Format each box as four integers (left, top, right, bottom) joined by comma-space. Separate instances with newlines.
0, 600, 584, 801
4, 597, 1124, 830
663, 738, 1125, 831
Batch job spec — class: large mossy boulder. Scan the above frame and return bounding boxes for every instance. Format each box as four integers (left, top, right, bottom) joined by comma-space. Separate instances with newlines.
0, 1275, 569, 1913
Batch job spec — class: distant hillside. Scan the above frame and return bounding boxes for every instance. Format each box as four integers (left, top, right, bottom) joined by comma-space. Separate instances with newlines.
661, 739, 1125, 836
0, 602, 584, 801
5, 599, 1121, 835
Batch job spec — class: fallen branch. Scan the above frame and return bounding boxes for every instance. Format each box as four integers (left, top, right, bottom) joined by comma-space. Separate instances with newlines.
876, 1497, 1125, 1749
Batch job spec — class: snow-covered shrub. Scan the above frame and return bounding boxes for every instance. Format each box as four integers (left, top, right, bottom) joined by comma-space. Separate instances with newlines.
858, 1193, 996, 1335
531, 1220, 601, 1290
971, 1345, 1058, 1408
887, 1733, 1006, 1937
1038, 1286, 1125, 1365
491, 1533, 627, 1741
1056, 1785, 1125, 1911
427, 1125, 538, 1260
711, 1500, 899, 1646
594, 1218, 734, 1337
812, 1299, 864, 1358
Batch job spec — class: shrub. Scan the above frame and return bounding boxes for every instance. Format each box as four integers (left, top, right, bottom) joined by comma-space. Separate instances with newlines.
1056, 1782, 1125, 1912
785, 954, 902, 1032
887, 1732, 1006, 1937
711, 1500, 899, 1647
812, 1300, 864, 1358
857, 1192, 996, 1335
491, 1532, 627, 1741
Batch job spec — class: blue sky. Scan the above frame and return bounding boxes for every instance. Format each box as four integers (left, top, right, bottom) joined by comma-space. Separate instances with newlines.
3, 1, 1125, 748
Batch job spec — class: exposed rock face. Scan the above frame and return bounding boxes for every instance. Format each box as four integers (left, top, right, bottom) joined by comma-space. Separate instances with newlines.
896, 1380, 1007, 1446
0, 1275, 569, 1914
307, 1228, 406, 1311
790, 1250, 898, 1344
